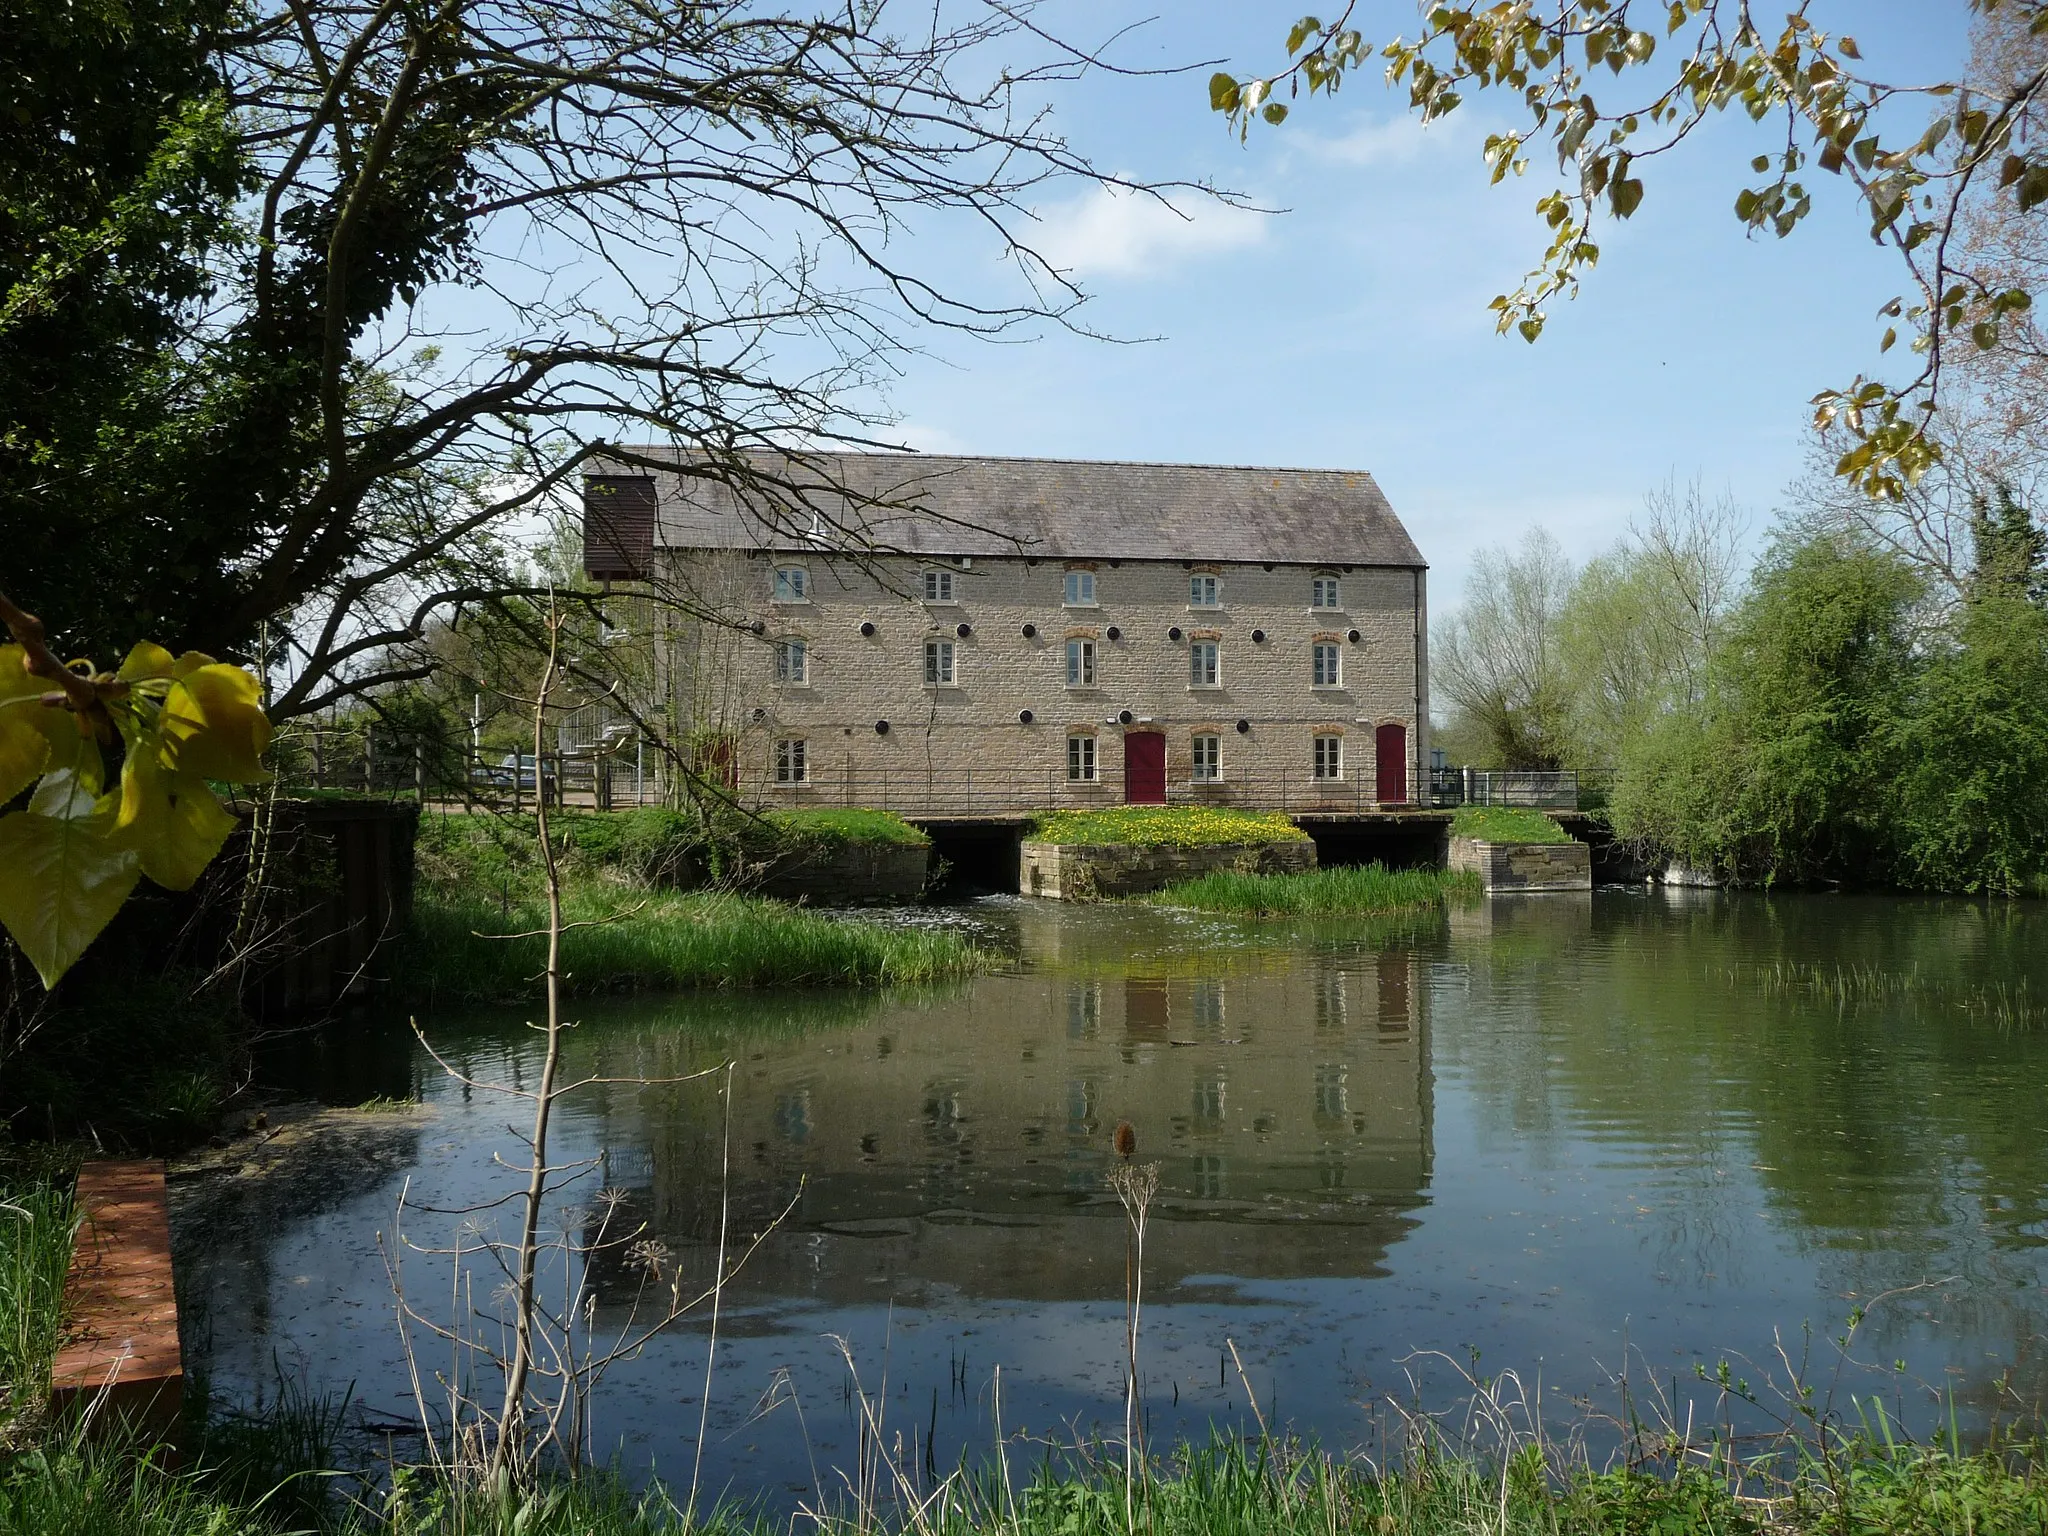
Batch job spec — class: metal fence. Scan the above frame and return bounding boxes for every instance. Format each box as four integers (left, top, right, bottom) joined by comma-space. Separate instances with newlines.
1427, 768, 1582, 811
278, 729, 666, 810
751, 768, 1441, 818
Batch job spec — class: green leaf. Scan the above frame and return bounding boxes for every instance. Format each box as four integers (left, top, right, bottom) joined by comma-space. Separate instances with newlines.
0, 809, 142, 989
1208, 72, 1241, 112
1611, 177, 1645, 217
0, 647, 55, 806
1262, 101, 1289, 125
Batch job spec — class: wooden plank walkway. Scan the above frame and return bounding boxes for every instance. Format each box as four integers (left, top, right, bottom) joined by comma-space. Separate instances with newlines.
49, 1160, 184, 1434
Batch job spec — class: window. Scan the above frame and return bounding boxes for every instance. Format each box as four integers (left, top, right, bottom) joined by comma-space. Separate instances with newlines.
1063, 570, 1096, 605
1313, 641, 1342, 688
772, 565, 808, 601
923, 638, 956, 685
774, 638, 808, 684
1188, 640, 1219, 687
1067, 732, 1097, 781
1065, 638, 1096, 687
1313, 735, 1343, 780
1189, 574, 1220, 607
922, 568, 956, 603
1192, 733, 1220, 782
1312, 575, 1342, 609
775, 738, 807, 783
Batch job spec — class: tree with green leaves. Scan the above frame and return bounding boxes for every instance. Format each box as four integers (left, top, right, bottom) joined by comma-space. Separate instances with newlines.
1432, 529, 1576, 769
1609, 535, 1924, 884
1219, 3, 2048, 497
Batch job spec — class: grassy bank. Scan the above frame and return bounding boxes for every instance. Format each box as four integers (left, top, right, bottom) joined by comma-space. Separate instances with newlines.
1452, 805, 1572, 844
1028, 807, 1310, 848
405, 808, 979, 998
1150, 862, 1481, 917
403, 890, 987, 1001
7, 1427, 2048, 1535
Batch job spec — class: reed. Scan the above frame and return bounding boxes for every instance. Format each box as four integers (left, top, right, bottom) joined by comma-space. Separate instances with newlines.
1148, 863, 1481, 918
0, 1178, 77, 1449
1737, 959, 2047, 1029
403, 890, 990, 1001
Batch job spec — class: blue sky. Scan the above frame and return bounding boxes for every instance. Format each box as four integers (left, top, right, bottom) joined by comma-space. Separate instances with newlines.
857, 2, 1975, 606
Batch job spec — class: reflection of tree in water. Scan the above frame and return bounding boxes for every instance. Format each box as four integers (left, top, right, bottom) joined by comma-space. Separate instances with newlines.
1436, 890, 2048, 1411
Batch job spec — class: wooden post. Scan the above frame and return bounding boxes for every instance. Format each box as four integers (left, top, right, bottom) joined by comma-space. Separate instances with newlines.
363, 724, 374, 793
311, 730, 324, 789
50, 1161, 183, 1439
415, 741, 426, 803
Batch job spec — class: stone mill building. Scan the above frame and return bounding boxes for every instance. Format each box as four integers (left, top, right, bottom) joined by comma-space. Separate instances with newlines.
582, 451, 1429, 815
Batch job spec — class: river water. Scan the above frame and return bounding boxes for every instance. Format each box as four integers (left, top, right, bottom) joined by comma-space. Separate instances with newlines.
176, 890, 2048, 1500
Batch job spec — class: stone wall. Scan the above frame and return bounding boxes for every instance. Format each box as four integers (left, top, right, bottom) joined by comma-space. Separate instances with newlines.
753, 841, 930, 904
656, 551, 1427, 811
1448, 836, 1592, 893
1020, 838, 1316, 900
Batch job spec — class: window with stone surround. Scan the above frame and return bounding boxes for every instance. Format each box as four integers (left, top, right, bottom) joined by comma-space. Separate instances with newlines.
1065, 638, 1096, 686
1188, 640, 1219, 688
1192, 733, 1221, 781
1189, 573, 1220, 608
1067, 732, 1097, 781
924, 638, 956, 685
1312, 574, 1342, 609
772, 565, 808, 601
775, 738, 807, 783
1313, 734, 1344, 780
922, 567, 957, 602
1063, 570, 1096, 606
1312, 641, 1342, 688
774, 638, 808, 684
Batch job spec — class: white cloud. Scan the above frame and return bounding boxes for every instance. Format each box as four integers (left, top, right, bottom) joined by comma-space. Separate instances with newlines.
1026, 184, 1266, 280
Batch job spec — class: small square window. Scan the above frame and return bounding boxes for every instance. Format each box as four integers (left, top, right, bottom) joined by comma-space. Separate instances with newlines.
773, 566, 808, 601
1067, 733, 1097, 782
1313, 735, 1344, 780
1192, 734, 1221, 782
923, 568, 956, 603
1313, 642, 1342, 688
1312, 575, 1342, 609
1065, 638, 1096, 687
775, 738, 807, 783
1188, 640, 1219, 688
1189, 574, 1220, 607
924, 638, 956, 686
774, 639, 808, 684
1063, 570, 1096, 605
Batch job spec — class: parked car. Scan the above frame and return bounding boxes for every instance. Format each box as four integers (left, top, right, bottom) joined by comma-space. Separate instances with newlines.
469, 752, 556, 793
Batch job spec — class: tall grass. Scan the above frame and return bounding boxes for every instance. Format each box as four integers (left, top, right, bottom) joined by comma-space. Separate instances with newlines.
0, 1179, 76, 1448
1028, 807, 1310, 848
403, 890, 990, 1002
7, 1425, 2046, 1536
1149, 863, 1481, 918
1735, 959, 2046, 1028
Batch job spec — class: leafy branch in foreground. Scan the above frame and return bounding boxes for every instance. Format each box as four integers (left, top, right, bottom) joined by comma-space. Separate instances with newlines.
1218, 2, 2048, 496
0, 592, 270, 988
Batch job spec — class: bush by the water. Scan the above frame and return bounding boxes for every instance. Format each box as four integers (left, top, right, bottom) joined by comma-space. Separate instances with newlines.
1150, 863, 1480, 917
1028, 807, 1309, 848
1451, 806, 1571, 844
404, 889, 984, 999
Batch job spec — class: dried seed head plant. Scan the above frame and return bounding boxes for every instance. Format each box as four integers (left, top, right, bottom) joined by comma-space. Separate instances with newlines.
1106, 1125, 1160, 1536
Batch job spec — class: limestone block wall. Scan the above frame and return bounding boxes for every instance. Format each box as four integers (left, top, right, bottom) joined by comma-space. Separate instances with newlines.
1448, 836, 1592, 893
1020, 838, 1316, 900
657, 551, 1427, 812
752, 842, 930, 904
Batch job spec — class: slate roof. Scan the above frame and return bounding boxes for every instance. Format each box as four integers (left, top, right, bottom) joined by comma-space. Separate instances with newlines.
590, 450, 1425, 569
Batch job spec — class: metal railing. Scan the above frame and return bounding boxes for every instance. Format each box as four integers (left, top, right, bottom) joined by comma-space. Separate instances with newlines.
276, 730, 666, 810
1428, 768, 1581, 810
757, 767, 1437, 818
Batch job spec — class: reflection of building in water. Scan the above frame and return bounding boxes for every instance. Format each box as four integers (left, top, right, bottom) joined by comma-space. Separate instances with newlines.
573, 954, 1432, 1310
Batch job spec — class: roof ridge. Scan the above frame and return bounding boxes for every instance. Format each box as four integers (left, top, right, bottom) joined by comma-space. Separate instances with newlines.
601, 446, 1382, 478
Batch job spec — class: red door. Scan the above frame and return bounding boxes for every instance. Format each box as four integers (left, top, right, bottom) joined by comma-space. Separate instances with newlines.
1124, 732, 1166, 804
1374, 723, 1408, 805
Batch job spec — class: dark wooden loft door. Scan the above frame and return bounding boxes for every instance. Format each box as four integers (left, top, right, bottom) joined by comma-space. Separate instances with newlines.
1374, 723, 1408, 805
1124, 731, 1166, 804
